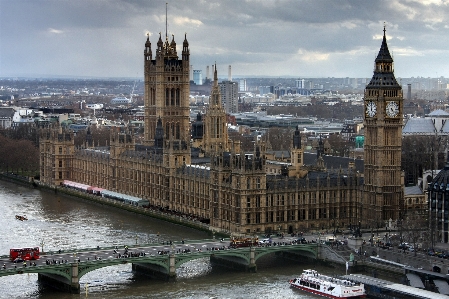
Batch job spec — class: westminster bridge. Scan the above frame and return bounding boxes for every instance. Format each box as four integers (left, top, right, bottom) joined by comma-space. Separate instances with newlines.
0, 238, 320, 293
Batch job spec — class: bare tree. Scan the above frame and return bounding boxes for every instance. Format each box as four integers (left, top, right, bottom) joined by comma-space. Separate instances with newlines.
264, 127, 294, 151
402, 211, 427, 256
327, 134, 352, 157
402, 135, 447, 186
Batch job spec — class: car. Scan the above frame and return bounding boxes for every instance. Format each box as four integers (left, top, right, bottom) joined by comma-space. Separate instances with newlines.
13, 258, 23, 263
258, 238, 270, 245
296, 237, 307, 244
398, 243, 409, 250
381, 242, 392, 249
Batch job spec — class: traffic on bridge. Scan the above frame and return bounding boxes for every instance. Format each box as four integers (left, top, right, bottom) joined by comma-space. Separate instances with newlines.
1, 235, 312, 269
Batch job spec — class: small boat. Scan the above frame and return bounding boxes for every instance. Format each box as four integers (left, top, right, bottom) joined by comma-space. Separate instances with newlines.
289, 269, 365, 299
15, 215, 28, 221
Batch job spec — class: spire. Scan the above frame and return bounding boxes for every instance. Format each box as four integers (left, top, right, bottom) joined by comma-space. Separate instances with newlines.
170, 34, 176, 49
157, 32, 163, 51
210, 63, 220, 106
165, 2, 168, 40
366, 24, 400, 89
213, 62, 218, 87
183, 33, 189, 48
182, 32, 189, 61
376, 24, 393, 63
144, 33, 152, 60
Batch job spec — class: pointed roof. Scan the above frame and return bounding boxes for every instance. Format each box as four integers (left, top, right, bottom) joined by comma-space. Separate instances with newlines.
209, 63, 221, 106
183, 33, 189, 47
366, 25, 401, 89
145, 33, 151, 47
375, 26, 393, 63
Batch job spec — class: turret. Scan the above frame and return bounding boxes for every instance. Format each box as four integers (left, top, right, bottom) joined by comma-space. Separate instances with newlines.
293, 127, 301, 149
156, 33, 163, 58
144, 34, 152, 61
182, 33, 189, 61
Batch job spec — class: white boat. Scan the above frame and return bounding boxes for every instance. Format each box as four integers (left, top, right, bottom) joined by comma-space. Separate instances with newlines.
289, 269, 365, 299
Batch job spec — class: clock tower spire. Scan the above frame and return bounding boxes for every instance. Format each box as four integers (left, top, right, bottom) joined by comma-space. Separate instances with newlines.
363, 25, 404, 228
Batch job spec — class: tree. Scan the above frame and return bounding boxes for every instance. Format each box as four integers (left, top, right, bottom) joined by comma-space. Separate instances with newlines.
264, 127, 294, 151
402, 135, 447, 186
402, 211, 427, 256
326, 134, 352, 157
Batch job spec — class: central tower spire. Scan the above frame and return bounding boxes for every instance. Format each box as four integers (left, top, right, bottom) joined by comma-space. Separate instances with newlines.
203, 64, 229, 156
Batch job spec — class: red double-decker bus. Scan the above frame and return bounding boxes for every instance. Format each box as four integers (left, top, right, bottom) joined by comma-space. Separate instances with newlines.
9, 247, 40, 261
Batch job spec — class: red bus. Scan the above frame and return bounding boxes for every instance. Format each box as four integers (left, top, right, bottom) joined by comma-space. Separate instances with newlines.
229, 237, 259, 248
10, 247, 40, 261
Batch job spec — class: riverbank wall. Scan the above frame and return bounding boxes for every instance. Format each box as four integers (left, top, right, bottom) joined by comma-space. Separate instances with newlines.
0, 173, 229, 238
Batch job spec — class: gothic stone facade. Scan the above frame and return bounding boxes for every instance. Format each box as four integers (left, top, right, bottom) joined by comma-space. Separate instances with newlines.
39, 29, 401, 235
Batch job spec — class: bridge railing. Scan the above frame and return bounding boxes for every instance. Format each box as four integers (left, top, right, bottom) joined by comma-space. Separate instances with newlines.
1, 239, 234, 257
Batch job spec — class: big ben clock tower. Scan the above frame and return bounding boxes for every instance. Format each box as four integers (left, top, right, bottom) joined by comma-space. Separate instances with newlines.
364, 26, 404, 228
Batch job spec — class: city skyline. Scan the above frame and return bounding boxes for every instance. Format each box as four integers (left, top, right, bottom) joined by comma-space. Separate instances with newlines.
2, 0, 449, 79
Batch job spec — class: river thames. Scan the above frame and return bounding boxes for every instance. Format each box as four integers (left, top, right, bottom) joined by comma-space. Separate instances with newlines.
0, 180, 346, 299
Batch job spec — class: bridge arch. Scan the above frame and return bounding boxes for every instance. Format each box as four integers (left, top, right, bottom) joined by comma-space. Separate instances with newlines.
254, 244, 318, 262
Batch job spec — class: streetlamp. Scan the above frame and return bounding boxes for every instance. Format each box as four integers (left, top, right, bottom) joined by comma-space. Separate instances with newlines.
135, 235, 138, 245
40, 239, 45, 254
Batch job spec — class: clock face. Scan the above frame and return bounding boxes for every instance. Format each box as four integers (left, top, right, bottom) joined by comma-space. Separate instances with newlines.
366, 101, 377, 117
386, 101, 399, 117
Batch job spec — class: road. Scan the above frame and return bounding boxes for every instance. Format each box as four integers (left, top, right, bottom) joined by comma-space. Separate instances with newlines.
0, 236, 306, 270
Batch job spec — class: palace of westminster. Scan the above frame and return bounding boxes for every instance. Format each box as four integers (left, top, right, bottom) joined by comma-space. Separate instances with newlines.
39, 27, 406, 236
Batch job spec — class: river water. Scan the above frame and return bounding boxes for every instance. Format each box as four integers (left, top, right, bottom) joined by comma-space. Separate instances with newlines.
0, 180, 345, 299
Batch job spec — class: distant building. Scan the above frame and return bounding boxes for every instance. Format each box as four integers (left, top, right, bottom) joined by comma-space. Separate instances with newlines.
296, 79, 305, 89
219, 81, 239, 113
258, 86, 271, 96
193, 70, 203, 85
0, 107, 15, 128
239, 79, 247, 92
403, 109, 449, 136
111, 97, 131, 105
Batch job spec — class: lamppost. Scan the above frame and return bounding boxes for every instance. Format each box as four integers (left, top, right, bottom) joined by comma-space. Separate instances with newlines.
135, 235, 138, 245
333, 218, 336, 237
40, 239, 45, 254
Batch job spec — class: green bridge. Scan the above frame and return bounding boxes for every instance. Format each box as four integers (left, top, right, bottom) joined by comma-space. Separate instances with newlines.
0, 240, 318, 293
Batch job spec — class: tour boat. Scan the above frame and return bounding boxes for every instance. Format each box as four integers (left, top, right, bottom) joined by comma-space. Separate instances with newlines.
289, 269, 365, 299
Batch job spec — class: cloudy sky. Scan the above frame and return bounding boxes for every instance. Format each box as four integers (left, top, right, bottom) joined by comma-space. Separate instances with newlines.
1, 0, 449, 79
